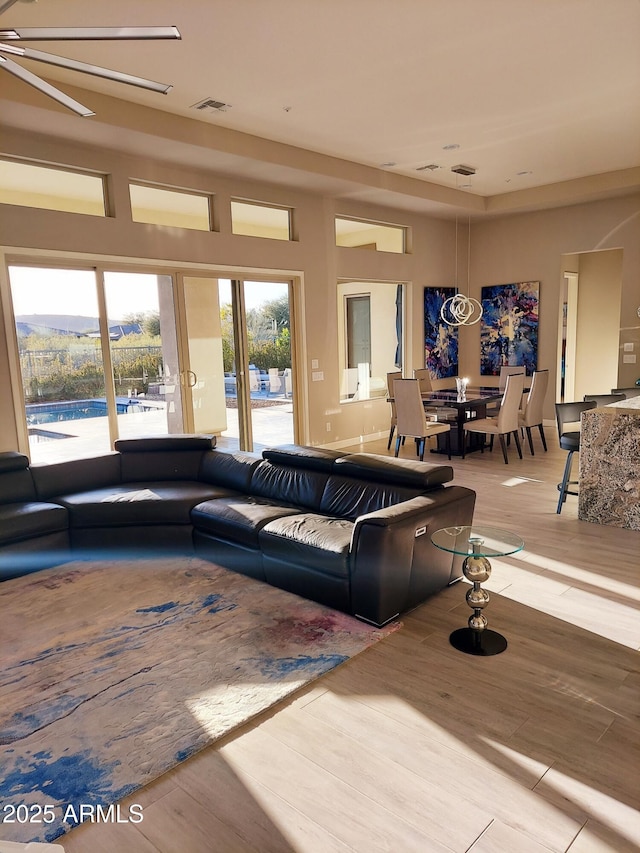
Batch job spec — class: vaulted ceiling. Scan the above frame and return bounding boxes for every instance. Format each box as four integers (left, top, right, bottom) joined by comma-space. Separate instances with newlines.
1, 0, 639, 218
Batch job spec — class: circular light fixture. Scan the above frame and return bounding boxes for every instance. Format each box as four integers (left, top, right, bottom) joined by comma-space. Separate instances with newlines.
516, 170, 533, 176
443, 143, 460, 151
441, 294, 483, 326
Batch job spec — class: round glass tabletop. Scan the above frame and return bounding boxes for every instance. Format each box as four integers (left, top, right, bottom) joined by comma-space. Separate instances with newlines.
431, 525, 524, 557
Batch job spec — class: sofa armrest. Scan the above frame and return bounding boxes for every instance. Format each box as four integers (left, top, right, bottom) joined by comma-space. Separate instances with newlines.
350, 486, 476, 626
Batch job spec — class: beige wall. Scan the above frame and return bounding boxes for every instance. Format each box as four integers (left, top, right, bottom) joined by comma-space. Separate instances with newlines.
1, 126, 639, 452
466, 195, 640, 418
574, 250, 623, 400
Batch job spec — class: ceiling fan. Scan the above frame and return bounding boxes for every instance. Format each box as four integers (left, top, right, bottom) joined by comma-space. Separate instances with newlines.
0, 0, 181, 117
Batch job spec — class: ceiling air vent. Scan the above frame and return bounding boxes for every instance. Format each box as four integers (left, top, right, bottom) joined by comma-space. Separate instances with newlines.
416, 164, 440, 171
451, 164, 476, 176
191, 98, 231, 112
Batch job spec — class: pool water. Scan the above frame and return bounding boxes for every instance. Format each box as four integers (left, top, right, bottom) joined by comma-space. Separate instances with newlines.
26, 398, 146, 424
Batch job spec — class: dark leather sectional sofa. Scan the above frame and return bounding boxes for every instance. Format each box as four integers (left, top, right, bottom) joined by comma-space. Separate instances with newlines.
0, 435, 476, 626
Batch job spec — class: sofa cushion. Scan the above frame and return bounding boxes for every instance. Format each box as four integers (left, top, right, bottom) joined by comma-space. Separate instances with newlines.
191, 496, 301, 549
260, 513, 353, 578
0, 502, 68, 545
199, 449, 262, 492
261, 445, 347, 473
56, 482, 227, 527
31, 453, 121, 500
319, 475, 424, 521
250, 461, 328, 511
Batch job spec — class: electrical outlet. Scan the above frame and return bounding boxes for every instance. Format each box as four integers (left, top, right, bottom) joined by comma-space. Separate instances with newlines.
326, 422, 331, 432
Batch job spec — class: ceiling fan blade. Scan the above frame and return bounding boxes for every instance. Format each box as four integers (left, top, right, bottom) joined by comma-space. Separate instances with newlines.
2, 26, 181, 41
0, 55, 95, 116
3, 44, 173, 93
0, 0, 20, 16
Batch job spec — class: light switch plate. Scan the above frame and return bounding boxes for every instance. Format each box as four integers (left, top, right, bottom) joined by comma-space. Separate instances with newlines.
622, 354, 636, 363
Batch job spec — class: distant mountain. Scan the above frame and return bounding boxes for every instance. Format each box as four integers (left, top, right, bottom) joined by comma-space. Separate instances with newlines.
16, 315, 143, 339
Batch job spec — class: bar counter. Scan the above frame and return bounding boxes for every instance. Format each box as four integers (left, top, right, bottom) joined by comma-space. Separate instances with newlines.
578, 395, 640, 530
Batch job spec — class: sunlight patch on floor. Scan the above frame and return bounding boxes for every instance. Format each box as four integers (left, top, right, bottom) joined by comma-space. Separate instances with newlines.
500, 476, 545, 487
516, 551, 640, 602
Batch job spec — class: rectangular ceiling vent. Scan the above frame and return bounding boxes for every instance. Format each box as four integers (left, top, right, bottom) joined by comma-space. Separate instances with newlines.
191, 98, 231, 112
451, 164, 476, 176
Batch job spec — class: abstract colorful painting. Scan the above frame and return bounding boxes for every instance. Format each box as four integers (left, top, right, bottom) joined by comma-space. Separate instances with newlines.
480, 281, 539, 375
424, 287, 459, 378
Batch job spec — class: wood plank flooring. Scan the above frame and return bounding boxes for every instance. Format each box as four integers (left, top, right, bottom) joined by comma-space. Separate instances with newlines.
62, 434, 640, 852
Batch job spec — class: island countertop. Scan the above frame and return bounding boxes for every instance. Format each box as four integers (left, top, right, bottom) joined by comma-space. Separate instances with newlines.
578, 395, 640, 530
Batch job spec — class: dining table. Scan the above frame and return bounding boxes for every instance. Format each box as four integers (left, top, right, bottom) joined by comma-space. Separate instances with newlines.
388, 386, 517, 456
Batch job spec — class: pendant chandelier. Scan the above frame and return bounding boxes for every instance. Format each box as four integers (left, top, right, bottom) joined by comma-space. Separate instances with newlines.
441, 217, 483, 327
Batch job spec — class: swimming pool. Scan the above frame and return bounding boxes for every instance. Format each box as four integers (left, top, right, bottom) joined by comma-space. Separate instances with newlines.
25, 398, 150, 425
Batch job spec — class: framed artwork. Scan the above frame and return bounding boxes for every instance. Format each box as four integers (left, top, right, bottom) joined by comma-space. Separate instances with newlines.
424, 287, 458, 378
480, 281, 539, 375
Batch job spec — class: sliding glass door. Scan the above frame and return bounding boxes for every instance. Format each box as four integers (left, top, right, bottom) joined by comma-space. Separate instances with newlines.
7, 264, 297, 461
180, 276, 296, 452
8, 265, 184, 462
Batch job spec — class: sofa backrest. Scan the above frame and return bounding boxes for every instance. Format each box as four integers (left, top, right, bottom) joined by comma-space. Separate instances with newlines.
250, 460, 329, 511
261, 444, 347, 472
115, 435, 215, 482
319, 476, 425, 520
0, 451, 37, 503
317, 453, 451, 520
199, 449, 262, 492
31, 452, 122, 500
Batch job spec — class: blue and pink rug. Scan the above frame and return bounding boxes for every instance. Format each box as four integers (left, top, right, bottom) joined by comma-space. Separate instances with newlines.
0, 557, 399, 844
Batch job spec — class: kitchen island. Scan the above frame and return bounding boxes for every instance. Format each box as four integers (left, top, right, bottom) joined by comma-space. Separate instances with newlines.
578, 395, 640, 530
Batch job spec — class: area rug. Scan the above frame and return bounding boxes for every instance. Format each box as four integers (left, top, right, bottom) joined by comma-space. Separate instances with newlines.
0, 557, 399, 844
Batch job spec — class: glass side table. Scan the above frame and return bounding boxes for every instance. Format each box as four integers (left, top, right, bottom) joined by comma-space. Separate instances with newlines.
431, 525, 524, 656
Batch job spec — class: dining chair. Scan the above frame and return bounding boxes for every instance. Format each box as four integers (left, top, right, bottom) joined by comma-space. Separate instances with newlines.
413, 367, 456, 421
518, 368, 549, 454
583, 393, 625, 405
462, 372, 526, 463
393, 378, 451, 460
386, 370, 402, 449
486, 365, 525, 416
499, 365, 526, 392
555, 400, 597, 513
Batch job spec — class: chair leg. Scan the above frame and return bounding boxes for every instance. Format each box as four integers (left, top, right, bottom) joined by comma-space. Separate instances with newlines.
525, 426, 534, 455
394, 435, 402, 458
387, 424, 395, 450
538, 423, 547, 451
418, 437, 425, 461
462, 429, 467, 458
446, 430, 451, 460
489, 435, 494, 451
498, 434, 509, 464
513, 429, 523, 459
557, 450, 574, 514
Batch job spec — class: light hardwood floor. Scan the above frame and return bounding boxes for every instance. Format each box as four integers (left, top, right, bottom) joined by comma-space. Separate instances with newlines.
63, 432, 640, 852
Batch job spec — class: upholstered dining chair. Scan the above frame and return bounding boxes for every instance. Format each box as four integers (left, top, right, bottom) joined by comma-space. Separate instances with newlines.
583, 393, 625, 405
386, 370, 402, 449
555, 400, 597, 514
486, 365, 525, 416
413, 367, 456, 420
462, 372, 526, 463
518, 368, 549, 454
393, 378, 451, 461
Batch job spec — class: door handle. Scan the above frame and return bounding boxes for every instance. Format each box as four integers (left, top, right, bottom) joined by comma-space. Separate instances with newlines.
187, 370, 197, 388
